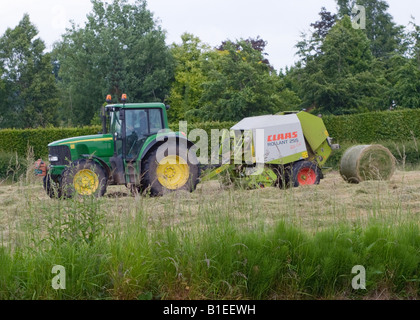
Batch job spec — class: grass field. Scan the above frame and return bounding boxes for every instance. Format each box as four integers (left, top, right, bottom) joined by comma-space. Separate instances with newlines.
0, 169, 419, 300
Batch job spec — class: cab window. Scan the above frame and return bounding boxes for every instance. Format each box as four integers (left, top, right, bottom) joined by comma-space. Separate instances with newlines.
124, 108, 163, 159
149, 109, 164, 134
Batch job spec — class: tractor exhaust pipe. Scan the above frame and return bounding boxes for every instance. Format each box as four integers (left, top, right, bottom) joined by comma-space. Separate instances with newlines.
101, 105, 107, 134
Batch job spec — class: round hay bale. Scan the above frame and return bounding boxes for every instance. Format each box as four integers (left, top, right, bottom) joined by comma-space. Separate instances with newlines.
340, 145, 396, 183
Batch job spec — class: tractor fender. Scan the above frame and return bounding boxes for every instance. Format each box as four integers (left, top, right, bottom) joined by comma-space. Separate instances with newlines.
80, 154, 112, 180
140, 134, 194, 161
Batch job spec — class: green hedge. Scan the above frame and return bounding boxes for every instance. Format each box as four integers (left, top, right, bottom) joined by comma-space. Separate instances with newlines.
0, 126, 101, 159
0, 151, 27, 180
171, 109, 420, 145
322, 109, 420, 143
1, 109, 420, 160
0, 123, 236, 160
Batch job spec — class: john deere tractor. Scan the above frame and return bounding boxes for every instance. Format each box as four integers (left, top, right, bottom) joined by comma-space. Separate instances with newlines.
42, 95, 200, 198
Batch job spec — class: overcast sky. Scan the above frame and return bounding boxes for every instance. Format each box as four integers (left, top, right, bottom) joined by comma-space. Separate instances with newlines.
0, 0, 419, 71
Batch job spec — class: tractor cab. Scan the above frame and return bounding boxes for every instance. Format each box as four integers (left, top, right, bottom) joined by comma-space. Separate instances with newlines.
102, 94, 171, 186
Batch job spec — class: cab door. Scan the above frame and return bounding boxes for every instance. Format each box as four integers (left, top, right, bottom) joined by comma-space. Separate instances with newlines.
123, 108, 164, 185
109, 109, 126, 185
110, 108, 164, 186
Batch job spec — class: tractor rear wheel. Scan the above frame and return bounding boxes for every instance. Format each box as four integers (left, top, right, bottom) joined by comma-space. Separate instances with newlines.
61, 160, 108, 199
142, 143, 199, 196
289, 161, 321, 187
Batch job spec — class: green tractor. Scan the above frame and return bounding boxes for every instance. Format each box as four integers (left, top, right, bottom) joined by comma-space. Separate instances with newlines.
43, 95, 200, 198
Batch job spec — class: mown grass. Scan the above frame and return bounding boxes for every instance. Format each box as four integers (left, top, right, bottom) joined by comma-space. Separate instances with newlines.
0, 167, 419, 300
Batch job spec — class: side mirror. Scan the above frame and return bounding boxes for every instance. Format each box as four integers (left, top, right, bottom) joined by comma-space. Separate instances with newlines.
166, 105, 170, 111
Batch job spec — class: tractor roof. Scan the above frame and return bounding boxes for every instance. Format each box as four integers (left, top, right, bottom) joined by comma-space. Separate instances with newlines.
105, 102, 166, 109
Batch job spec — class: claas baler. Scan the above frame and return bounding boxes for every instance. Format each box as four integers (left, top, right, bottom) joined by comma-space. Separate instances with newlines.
202, 111, 340, 189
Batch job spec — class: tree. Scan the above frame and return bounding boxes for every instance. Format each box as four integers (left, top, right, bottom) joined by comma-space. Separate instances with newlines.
0, 68, 6, 127
391, 60, 420, 108
336, 0, 404, 59
217, 36, 272, 68
387, 21, 420, 109
168, 33, 210, 122
295, 16, 391, 114
406, 19, 420, 66
0, 14, 59, 128
311, 7, 338, 39
336, 0, 352, 17
53, 0, 173, 126
296, 7, 337, 65
190, 39, 300, 122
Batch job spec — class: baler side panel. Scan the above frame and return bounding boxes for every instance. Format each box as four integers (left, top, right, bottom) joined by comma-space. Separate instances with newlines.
297, 112, 332, 167
297, 112, 329, 152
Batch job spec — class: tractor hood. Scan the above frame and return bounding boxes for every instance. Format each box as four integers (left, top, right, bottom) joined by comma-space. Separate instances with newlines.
48, 134, 114, 160
48, 134, 113, 148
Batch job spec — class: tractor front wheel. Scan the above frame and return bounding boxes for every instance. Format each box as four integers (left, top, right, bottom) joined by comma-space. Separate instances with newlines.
43, 174, 62, 199
61, 160, 108, 199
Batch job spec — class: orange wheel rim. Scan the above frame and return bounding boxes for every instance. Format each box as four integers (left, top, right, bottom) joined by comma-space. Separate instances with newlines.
297, 168, 316, 185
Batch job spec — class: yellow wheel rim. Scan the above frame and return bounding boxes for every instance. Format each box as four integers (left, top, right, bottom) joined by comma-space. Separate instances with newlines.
73, 169, 99, 196
156, 155, 190, 190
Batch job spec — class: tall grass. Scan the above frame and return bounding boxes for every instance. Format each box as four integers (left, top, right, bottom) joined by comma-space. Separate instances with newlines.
0, 151, 26, 183
0, 187, 418, 300
0, 148, 419, 300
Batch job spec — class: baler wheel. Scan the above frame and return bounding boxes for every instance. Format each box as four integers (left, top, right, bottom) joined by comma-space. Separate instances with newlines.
289, 161, 321, 188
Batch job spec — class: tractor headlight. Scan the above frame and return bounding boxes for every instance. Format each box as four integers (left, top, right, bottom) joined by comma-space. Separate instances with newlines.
48, 155, 59, 162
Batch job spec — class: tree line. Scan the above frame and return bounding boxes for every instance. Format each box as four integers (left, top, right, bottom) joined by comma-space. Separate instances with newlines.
0, 0, 419, 129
